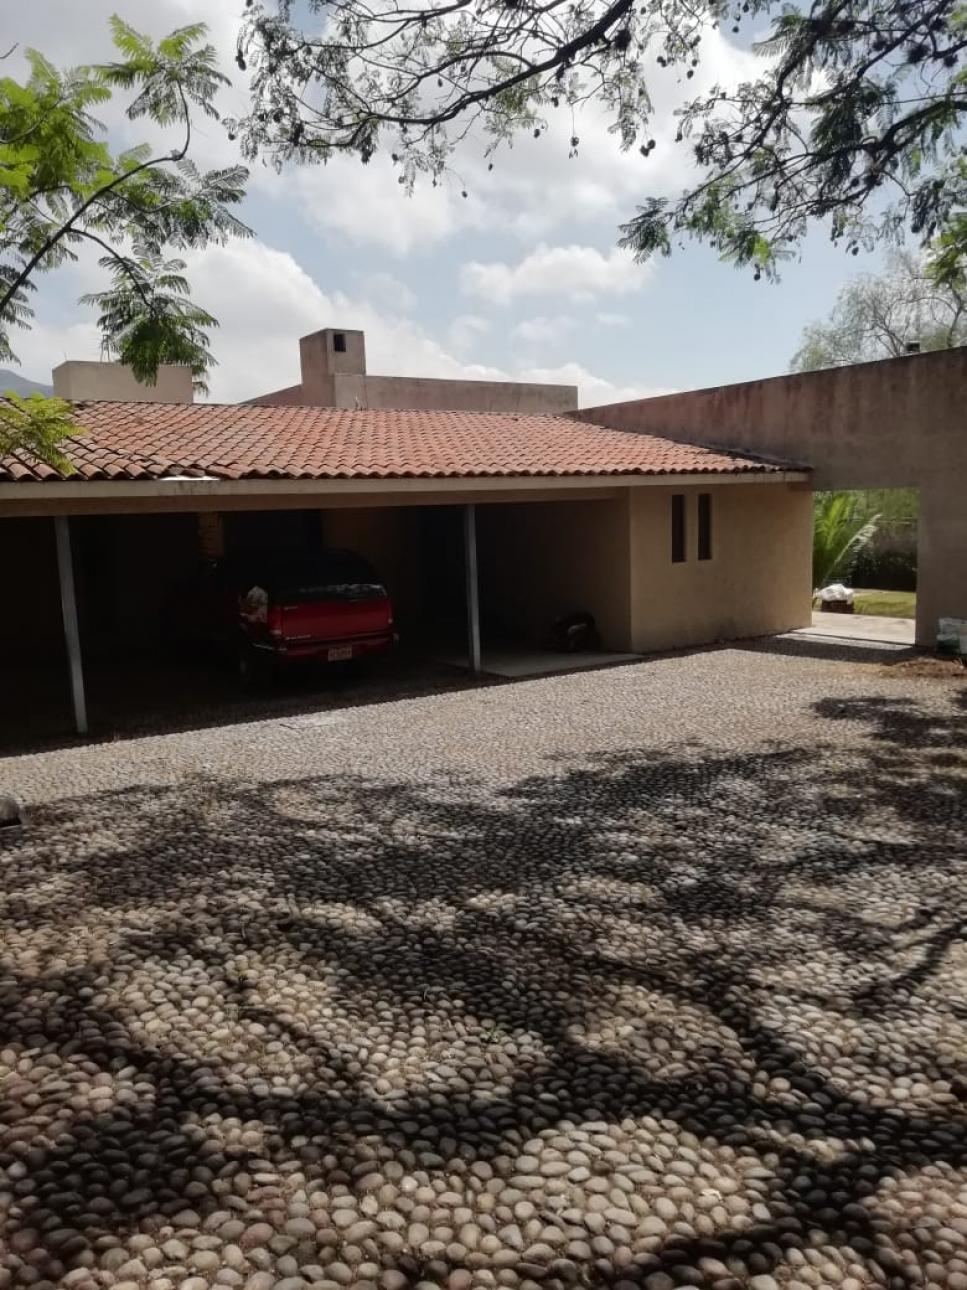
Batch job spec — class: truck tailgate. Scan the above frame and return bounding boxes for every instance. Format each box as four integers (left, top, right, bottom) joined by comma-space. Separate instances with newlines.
280, 593, 391, 643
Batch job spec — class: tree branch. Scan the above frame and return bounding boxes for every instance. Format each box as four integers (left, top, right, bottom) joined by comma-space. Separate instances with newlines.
0, 97, 192, 323
72, 230, 154, 314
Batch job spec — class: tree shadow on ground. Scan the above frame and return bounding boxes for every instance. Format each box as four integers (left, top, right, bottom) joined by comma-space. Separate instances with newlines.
0, 652, 500, 756
1, 687, 966, 1289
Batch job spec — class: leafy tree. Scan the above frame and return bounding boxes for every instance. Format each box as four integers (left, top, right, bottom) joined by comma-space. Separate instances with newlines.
813, 491, 881, 588
80, 249, 218, 389
791, 251, 967, 370
0, 17, 250, 417
234, 0, 967, 281
0, 392, 75, 472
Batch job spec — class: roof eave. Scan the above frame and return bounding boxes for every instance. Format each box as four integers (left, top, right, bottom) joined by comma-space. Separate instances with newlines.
0, 468, 810, 501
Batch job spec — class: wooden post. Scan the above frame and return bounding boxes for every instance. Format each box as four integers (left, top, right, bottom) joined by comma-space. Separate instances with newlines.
54, 516, 88, 736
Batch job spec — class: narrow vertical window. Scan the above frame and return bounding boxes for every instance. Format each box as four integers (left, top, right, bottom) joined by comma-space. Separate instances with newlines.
698, 493, 712, 561
671, 494, 686, 563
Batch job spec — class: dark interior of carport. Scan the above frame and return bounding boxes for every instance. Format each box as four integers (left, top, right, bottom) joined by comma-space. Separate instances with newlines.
1, 491, 626, 742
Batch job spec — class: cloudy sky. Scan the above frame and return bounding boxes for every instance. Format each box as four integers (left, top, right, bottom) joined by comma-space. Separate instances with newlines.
9, 0, 892, 406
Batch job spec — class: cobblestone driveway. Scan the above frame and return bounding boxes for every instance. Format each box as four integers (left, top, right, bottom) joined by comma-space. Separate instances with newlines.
1, 647, 966, 1290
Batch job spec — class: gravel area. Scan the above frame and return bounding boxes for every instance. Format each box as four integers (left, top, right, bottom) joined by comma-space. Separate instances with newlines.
0, 656, 494, 755
1, 646, 966, 1290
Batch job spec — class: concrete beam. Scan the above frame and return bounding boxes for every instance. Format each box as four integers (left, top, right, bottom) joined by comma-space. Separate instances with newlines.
0, 470, 808, 516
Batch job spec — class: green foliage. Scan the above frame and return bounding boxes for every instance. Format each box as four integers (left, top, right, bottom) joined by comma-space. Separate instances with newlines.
791, 252, 967, 371
621, 0, 967, 279
813, 492, 882, 589
0, 17, 249, 387
81, 248, 218, 393
928, 161, 967, 288
851, 543, 918, 591
0, 392, 77, 472
930, 215, 967, 289
838, 487, 918, 590
102, 17, 228, 126
865, 486, 918, 530
234, 0, 967, 280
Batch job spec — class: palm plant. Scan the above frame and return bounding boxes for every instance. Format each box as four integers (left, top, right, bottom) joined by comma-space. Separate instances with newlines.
813, 492, 881, 590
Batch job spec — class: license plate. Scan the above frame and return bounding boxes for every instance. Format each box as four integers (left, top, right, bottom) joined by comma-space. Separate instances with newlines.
327, 646, 353, 662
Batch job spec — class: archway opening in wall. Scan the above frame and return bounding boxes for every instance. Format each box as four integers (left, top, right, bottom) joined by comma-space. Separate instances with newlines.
812, 486, 918, 628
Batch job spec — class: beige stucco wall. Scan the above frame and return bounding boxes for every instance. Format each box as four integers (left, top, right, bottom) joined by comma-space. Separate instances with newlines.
245, 325, 578, 412
322, 506, 424, 626
628, 483, 813, 653
578, 348, 967, 646
53, 361, 194, 403
578, 349, 967, 490
250, 372, 578, 414
478, 496, 633, 649
247, 384, 305, 407
476, 482, 810, 654
339, 373, 578, 414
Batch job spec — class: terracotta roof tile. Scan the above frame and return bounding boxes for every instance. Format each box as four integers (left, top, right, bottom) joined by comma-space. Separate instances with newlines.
0, 400, 801, 484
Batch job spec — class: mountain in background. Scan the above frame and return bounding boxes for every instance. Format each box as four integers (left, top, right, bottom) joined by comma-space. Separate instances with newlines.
0, 369, 54, 397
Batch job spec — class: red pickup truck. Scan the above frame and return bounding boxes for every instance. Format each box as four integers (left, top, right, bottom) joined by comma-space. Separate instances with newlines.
174, 549, 396, 685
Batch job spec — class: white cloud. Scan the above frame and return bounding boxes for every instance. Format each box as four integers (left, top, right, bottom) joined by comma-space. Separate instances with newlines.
462, 30, 765, 240
3, 0, 249, 171
286, 158, 484, 255
11, 0, 772, 260
171, 241, 509, 399
9, 0, 767, 262
355, 271, 417, 314
14, 321, 103, 384
10, 243, 106, 380
519, 362, 675, 408
18, 238, 660, 409
18, 240, 501, 397
462, 244, 650, 305
8, 1, 711, 408
447, 314, 492, 356
597, 311, 631, 327
512, 315, 576, 344
250, 21, 766, 251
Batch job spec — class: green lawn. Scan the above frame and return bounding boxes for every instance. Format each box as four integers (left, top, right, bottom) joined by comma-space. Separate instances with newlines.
851, 589, 917, 618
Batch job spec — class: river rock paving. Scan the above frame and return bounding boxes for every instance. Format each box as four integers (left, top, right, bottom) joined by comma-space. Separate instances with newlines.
1, 646, 966, 1290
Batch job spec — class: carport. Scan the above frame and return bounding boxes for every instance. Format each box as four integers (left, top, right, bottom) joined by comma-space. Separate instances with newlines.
2, 481, 630, 737
0, 401, 811, 738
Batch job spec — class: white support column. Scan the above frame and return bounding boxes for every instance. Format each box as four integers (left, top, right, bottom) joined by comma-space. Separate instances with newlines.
463, 503, 481, 675
54, 516, 88, 736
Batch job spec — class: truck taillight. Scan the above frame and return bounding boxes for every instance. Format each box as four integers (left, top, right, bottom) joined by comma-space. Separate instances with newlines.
266, 605, 284, 639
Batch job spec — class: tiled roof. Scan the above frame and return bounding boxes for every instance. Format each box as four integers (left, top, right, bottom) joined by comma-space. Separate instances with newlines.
0, 400, 797, 483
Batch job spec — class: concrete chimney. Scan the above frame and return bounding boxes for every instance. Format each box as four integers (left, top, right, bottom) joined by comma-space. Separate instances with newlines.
298, 328, 366, 405
52, 360, 194, 403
